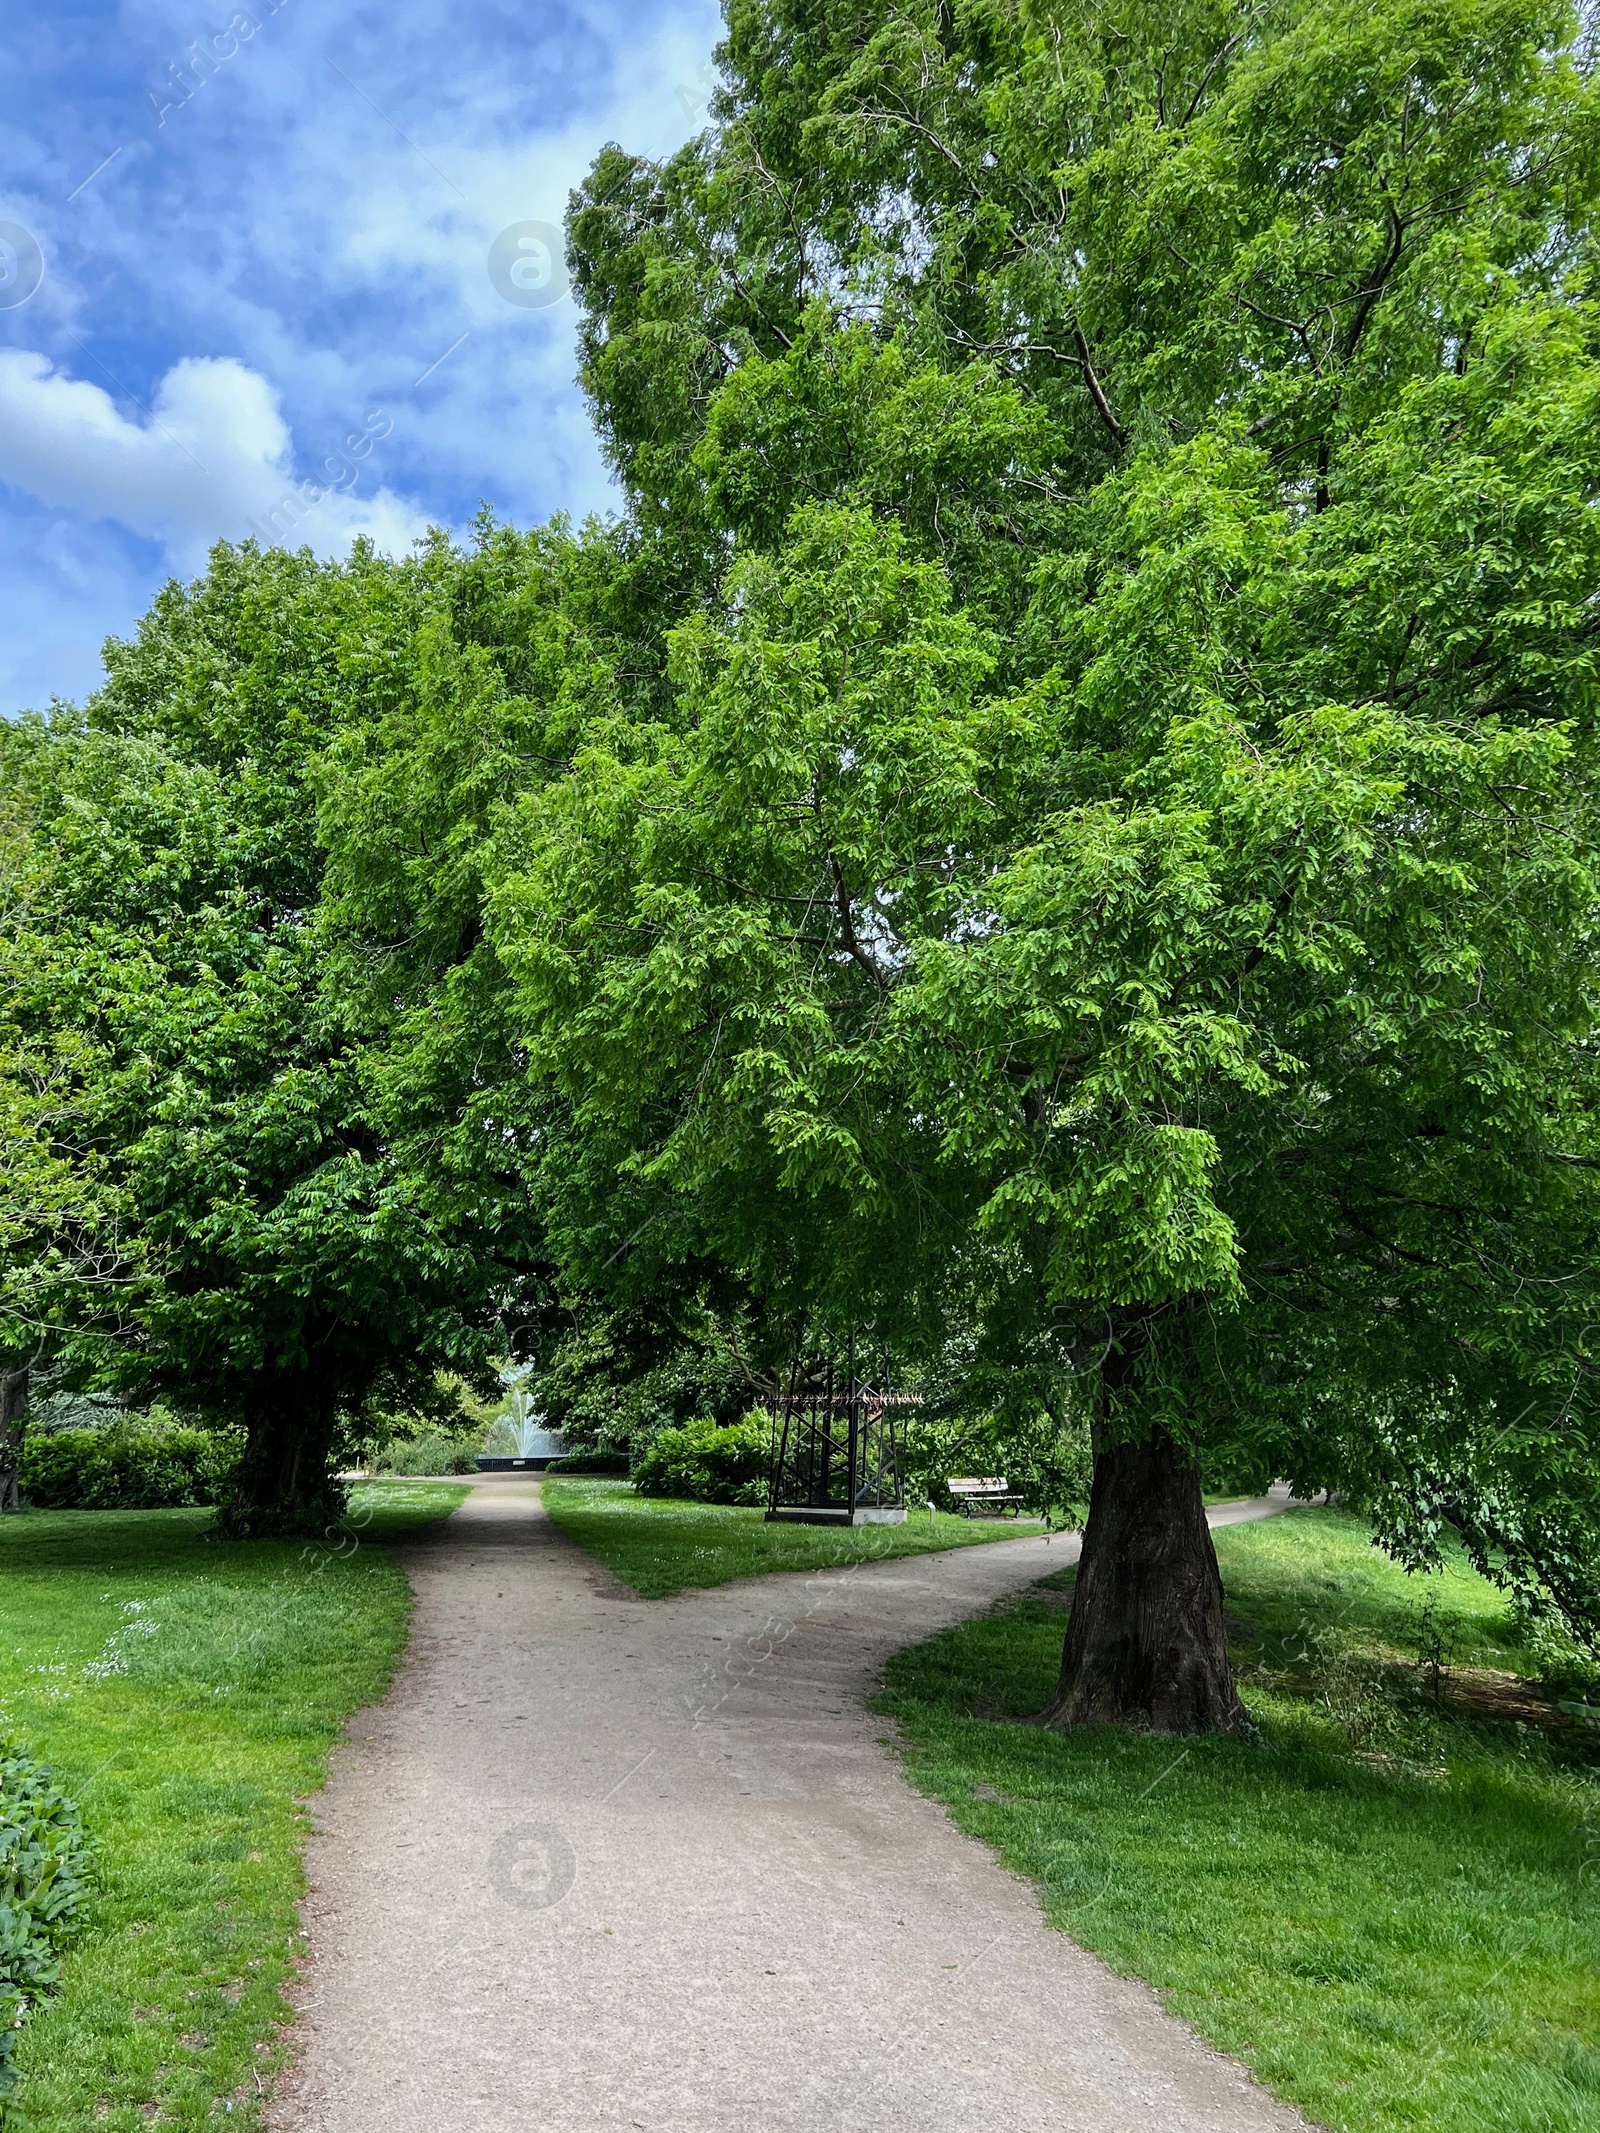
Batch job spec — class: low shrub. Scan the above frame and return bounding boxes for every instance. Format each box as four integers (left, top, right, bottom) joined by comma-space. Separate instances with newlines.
545, 1451, 630, 1476
373, 1432, 479, 1477
631, 1412, 772, 1505
0, 1742, 95, 2125
1506, 1597, 1600, 1702
20, 1424, 239, 1510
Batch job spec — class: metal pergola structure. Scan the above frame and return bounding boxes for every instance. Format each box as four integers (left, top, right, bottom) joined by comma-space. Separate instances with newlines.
766, 1334, 910, 1526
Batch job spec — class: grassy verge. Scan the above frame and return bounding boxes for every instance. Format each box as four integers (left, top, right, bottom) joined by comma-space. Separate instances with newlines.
540, 1476, 1049, 1597
0, 1479, 468, 2132
880, 1508, 1600, 2133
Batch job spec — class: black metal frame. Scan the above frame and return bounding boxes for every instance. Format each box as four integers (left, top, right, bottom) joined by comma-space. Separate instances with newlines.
766, 1334, 908, 1525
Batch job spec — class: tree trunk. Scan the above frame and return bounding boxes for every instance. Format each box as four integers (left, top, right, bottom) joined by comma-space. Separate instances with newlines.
0, 1367, 29, 1513
1046, 1424, 1246, 1734
220, 1376, 344, 1537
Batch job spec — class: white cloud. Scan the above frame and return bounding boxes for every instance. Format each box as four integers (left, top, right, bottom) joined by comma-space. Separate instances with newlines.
1, 0, 726, 713
0, 351, 432, 571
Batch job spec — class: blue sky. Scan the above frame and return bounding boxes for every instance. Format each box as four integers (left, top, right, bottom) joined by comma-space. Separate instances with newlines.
0, 0, 722, 715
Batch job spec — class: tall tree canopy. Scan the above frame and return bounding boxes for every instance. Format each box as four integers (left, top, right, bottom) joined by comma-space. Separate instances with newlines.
474, 0, 1600, 1724
0, 719, 143, 1503
4, 542, 548, 1531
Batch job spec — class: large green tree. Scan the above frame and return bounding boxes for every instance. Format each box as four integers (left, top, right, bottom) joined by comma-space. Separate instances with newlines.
8, 542, 543, 1530
481, 0, 1600, 1726
0, 714, 144, 1503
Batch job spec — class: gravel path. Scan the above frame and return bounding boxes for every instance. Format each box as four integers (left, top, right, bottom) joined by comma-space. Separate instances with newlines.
272, 1480, 1314, 2133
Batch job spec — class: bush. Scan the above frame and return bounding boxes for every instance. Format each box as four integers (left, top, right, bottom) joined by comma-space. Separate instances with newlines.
630, 1412, 772, 1505
1506, 1597, 1600, 1701
900, 1407, 1091, 1519
545, 1452, 630, 1475
20, 1424, 239, 1510
373, 1431, 478, 1476
0, 1741, 95, 2124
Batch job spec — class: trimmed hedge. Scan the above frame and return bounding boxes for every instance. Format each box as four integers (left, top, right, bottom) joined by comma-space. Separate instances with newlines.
545, 1451, 630, 1476
20, 1425, 238, 1510
0, 1742, 95, 2124
631, 1413, 771, 1505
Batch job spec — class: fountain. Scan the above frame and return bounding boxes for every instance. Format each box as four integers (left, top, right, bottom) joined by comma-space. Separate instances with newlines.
475, 1360, 566, 1472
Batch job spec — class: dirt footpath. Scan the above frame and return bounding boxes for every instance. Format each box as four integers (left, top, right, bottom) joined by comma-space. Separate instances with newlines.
271, 1480, 1313, 2133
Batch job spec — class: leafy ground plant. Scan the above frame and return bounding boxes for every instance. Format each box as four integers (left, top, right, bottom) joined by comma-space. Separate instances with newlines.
0, 1742, 94, 2125
540, 1476, 1050, 1598
880, 1509, 1600, 2133
369, 1431, 479, 1477
0, 1480, 467, 2131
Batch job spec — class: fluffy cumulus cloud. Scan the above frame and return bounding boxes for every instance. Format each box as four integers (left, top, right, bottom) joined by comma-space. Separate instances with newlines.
0, 0, 723, 714
0, 351, 429, 570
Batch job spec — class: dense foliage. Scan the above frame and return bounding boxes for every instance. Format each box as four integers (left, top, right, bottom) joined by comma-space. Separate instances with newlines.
370, 1431, 481, 1477
903, 1406, 1093, 1519
630, 1410, 773, 1503
6, 0, 1600, 1712
524, 1293, 765, 1458
509, 0, 1600, 1677
19, 1425, 239, 1511
0, 546, 545, 1531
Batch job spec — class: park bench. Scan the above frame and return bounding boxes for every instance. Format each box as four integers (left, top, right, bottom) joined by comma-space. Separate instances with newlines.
946, 1475, 1030, 1518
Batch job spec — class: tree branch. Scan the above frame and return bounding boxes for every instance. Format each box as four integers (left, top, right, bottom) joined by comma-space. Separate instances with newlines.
828, 854, 890, 988
1072, 326, 1126, 445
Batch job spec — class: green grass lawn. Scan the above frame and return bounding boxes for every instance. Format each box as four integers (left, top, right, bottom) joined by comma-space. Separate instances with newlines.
881, 1507, 1600, 2133
540, 1475, 1050, 1597
0, 1479, 468, 2133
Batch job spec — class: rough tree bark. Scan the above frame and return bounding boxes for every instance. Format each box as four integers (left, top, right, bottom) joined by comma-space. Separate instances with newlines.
1045, 1324, 1246, 1734
0, 1365, 29, 1512
220, 1372, 345, 1537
